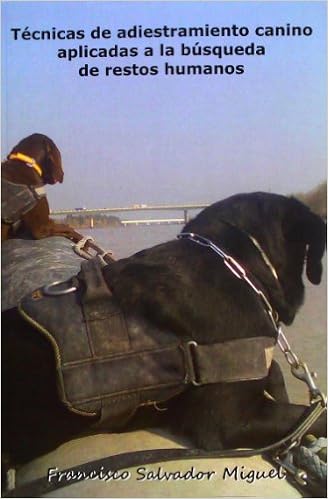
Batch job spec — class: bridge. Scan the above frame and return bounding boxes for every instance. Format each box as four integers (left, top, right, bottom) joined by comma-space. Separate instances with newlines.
51, 203, 209, 226
121, 218, 185, 226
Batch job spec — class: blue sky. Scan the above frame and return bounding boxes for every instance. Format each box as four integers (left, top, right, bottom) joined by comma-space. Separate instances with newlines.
1, 1, 327, 209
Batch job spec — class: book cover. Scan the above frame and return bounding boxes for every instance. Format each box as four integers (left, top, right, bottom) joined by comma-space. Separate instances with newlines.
1, 1, 326, 497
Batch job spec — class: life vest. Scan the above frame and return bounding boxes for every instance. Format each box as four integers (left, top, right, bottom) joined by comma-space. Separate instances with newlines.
18, 257, 276, 427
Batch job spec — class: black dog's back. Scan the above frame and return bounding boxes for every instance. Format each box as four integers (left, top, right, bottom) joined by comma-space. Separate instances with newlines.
2, 308, 93, 464
2, 192, 326, 467
103, 235, 275, 345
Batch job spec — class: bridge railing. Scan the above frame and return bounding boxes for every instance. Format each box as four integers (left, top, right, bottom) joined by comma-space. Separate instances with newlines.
51, 204, 209, 224
51, 204, 209, 215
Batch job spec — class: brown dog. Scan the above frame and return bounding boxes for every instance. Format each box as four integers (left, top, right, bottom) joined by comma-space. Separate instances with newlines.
1, 134, 81, 242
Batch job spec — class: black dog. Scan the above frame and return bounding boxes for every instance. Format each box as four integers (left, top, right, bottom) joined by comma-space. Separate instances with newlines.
2, 192, 326, 467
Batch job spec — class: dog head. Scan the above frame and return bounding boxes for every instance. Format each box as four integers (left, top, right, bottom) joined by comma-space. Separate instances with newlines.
183, 192, 326, 325
9, 133, 64, 185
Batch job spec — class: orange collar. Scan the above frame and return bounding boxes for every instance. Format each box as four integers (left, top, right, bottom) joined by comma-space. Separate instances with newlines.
8, 152, 43, 177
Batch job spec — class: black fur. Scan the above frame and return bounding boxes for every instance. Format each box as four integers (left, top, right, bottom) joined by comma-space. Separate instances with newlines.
2, 192, 326, 466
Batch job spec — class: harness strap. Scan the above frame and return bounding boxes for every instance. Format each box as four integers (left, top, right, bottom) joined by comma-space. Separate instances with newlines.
79, 254, 276, 389
184, 337, 275, 385
18, 255, 276, 422
78, 258, 131, 356
1, 179, 45, 224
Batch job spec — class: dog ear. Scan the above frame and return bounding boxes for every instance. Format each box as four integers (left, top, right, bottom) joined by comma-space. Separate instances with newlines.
305, 214, 326, 284
42, 138, 64, 184
284, 201, 326, 285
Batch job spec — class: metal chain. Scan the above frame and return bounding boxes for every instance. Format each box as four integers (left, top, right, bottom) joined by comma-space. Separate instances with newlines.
178, 232, 327, 408
277, 328, 300, 368
277, 328, 326, 405
178, 232, 279, 330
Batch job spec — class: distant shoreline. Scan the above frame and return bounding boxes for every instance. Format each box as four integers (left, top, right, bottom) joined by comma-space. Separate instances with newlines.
61, 214, 122, 229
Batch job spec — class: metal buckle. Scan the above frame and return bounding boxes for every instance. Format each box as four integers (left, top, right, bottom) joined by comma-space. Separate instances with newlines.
278, 328, 327, 405
273, 453, 308, 486
184, 341, 202, 386
74, 236, 113, 262
291, 363, 327, 405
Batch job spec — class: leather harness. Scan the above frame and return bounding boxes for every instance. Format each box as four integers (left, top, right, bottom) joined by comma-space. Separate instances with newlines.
18, 256, 275, 424
7, 239, 326, 498
1, 178, 45, 225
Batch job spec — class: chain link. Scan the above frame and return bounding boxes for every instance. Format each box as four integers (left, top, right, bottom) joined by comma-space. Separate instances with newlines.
179, 232, 279, 330
178, 231, 327, 489
178, 231, 327, 406
277, 328, 300, 368
277, 329, 326, 404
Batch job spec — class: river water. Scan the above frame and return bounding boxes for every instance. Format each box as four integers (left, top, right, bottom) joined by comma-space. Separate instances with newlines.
81, 225, 327, 404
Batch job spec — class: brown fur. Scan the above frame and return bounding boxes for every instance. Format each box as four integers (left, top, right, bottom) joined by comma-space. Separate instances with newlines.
1, 134, 81, 242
